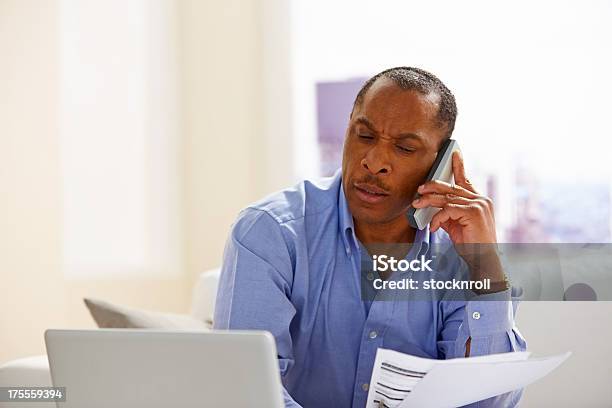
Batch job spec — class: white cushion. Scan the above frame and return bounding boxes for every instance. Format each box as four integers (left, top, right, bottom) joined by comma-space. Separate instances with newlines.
190, 268, 221, 325
0, 355, 53, 408
84, 298, 210, 329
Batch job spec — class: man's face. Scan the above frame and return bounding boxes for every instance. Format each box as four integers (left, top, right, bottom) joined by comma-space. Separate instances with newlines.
342, 78, 447, 225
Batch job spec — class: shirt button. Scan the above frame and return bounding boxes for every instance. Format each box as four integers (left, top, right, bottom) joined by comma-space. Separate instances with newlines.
362, 383, 369, 392
472, 311, 481, 320
368, 330, 378, 339
366, 272, 374, 281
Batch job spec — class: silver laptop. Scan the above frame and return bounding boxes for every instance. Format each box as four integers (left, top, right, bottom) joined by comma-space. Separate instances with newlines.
44, 329, 284, 408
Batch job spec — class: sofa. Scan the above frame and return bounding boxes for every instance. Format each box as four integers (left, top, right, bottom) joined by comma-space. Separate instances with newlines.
0, 268, 221, 408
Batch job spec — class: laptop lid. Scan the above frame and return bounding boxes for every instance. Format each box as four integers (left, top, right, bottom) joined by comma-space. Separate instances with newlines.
44, 329, 284, 408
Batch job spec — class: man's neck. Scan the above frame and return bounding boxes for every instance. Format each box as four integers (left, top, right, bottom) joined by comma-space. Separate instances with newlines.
353, 215, 417, 245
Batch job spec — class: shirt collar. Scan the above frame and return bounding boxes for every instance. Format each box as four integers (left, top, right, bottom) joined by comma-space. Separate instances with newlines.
414, 221, 431, 256
339, 180, 358, 256
338, 178, 431, 257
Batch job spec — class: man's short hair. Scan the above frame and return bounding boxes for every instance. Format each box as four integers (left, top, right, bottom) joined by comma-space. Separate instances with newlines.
351, 67, 458, 139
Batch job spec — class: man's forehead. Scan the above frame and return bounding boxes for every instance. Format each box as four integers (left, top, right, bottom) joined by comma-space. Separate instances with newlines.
351, 79, 445, 145
360, 78, 440, 113
354, 91, 439, 129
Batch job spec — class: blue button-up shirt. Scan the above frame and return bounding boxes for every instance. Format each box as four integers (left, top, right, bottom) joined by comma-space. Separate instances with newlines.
214, 171, 527, 407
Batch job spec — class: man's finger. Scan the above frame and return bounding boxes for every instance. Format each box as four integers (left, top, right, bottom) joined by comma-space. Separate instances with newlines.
418, 179, 479, 199
452, 151, 478, 193
412, 193, 472, 209
430, 203, 476, 231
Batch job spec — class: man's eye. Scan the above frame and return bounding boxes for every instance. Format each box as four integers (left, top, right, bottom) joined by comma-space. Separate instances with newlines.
358, 134, 374, 141
396, 144, 416, 154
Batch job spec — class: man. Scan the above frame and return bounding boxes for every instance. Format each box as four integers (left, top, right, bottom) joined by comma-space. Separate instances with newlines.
214, 67, 526, 407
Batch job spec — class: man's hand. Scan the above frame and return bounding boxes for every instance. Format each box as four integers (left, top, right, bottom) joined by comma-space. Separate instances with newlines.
411, 150, 496, 244
411, 150, 506, 287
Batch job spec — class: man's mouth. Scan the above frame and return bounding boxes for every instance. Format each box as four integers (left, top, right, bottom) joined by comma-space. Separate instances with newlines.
353, 181, 390, 204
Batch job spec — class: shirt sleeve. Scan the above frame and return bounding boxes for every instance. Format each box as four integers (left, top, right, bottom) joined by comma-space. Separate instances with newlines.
213, 208, 302, 408
437, 286, 528, 408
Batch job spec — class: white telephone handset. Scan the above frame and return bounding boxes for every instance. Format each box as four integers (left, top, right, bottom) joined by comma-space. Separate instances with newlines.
407, 139, 461, 230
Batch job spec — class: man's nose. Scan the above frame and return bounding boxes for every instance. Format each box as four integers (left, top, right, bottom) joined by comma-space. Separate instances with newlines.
361, 145, 391, 175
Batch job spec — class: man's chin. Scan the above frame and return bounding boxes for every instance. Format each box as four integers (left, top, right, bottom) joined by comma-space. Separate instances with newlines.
350, 205, 401, 226
346, 190, 410, 226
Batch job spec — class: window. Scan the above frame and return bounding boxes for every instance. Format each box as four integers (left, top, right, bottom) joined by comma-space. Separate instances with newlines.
290, 0, 612, 243
60, 0, 181, 277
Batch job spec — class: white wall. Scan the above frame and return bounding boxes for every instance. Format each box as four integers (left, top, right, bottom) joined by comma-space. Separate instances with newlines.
0, 0, 279, 364
181, 0, 261, 289
0, 0, 67, 365
0, 0, 192, 365
178, 0, 295, 290
517, 302, 612, 407
59, 0, 183, 280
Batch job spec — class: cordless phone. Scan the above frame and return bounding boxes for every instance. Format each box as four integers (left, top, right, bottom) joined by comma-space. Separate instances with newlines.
407, 139, 461, 230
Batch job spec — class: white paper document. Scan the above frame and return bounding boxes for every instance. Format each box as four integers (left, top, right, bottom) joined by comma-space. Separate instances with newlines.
366, 349, 570, 408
